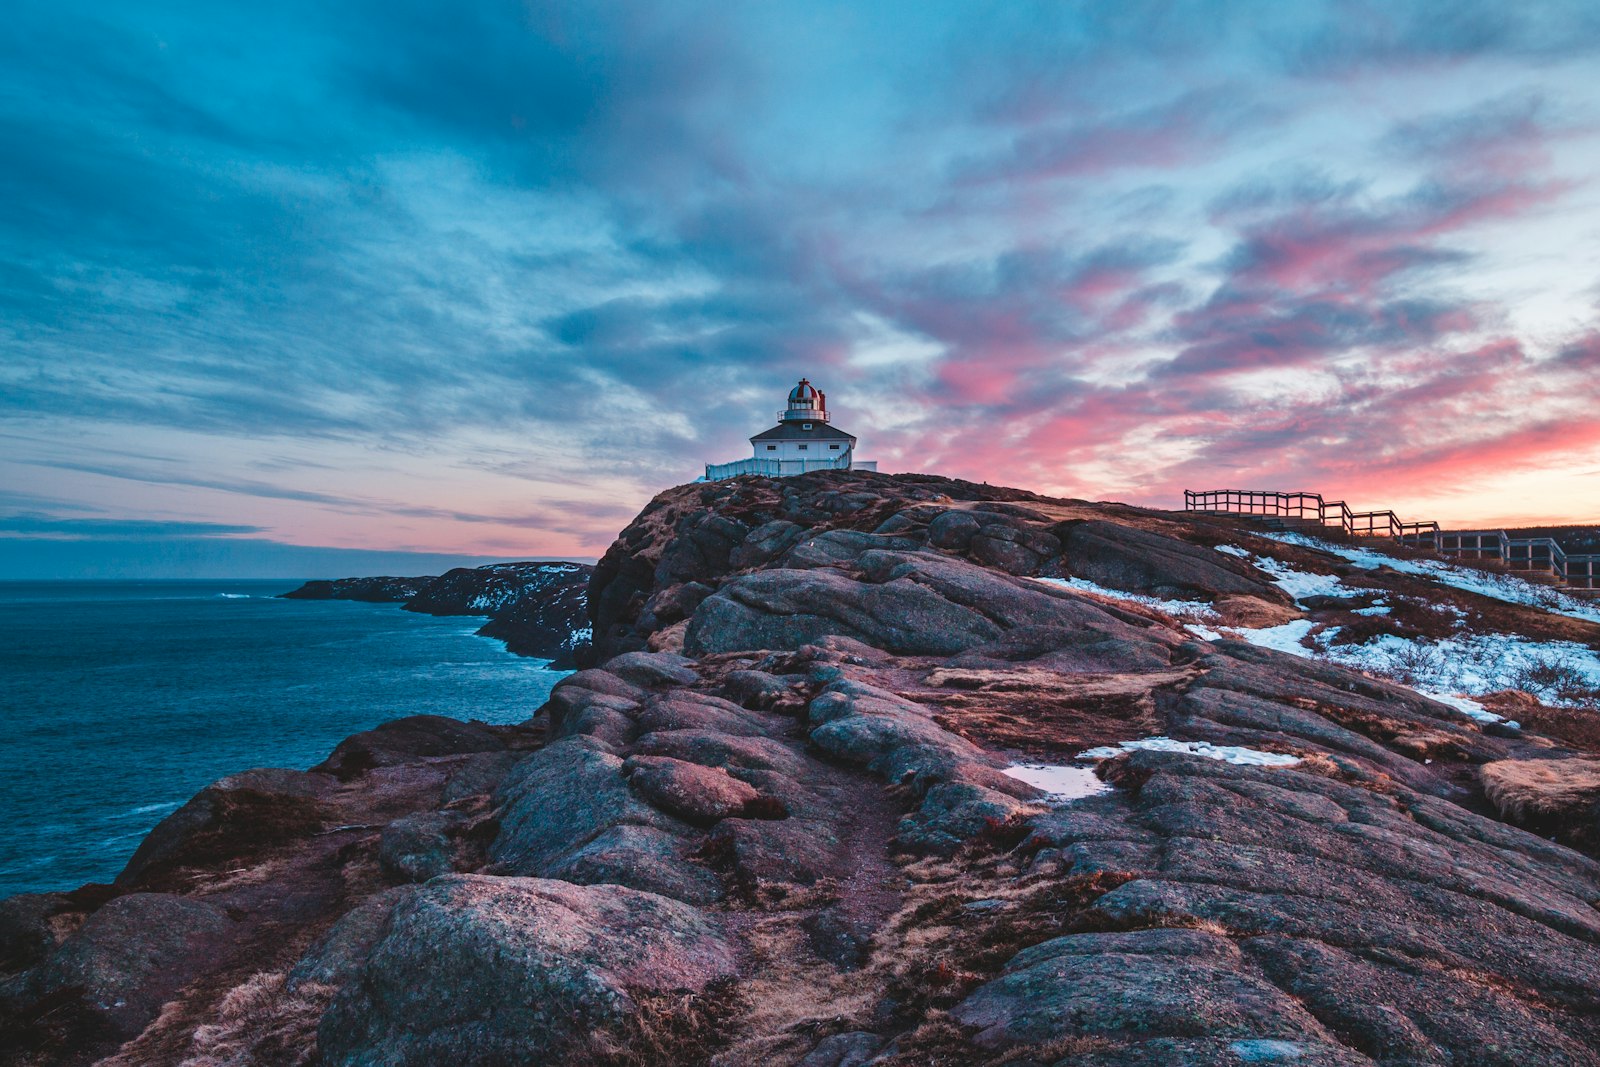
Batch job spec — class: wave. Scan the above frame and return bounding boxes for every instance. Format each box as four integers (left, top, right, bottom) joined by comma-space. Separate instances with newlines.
216, 593, 251, 599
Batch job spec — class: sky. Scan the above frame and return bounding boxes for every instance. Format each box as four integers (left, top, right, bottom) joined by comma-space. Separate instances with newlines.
4, 0, 1600, 577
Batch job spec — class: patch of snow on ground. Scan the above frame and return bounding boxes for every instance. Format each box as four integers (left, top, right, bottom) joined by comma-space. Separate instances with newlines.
1203, 614, 1529, 729
1418, 691, 1508, 727
1217, 544, 1381, 605
1231, 618, 1318, 656
1078, 737, 1301, 767
1032, 576, 1220, 621
1313, 627, 1600, 714
1002, 763, 1110, 802
1262, 531, 1600, 624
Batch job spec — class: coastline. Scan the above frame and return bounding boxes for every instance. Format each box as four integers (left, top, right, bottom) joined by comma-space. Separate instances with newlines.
0, 581, 573, 900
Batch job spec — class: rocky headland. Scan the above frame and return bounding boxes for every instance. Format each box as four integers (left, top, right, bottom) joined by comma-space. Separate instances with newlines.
283, 561, 593, 666
5, 470, 1600, 1065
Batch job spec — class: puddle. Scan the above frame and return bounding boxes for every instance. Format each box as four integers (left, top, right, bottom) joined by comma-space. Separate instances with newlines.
1003, 763, 1111, 802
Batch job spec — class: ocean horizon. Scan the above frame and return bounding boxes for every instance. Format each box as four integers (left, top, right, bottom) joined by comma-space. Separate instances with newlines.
0, 579, 566, 898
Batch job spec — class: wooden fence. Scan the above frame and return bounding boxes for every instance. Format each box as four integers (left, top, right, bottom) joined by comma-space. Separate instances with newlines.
1185, 489, 1600, 590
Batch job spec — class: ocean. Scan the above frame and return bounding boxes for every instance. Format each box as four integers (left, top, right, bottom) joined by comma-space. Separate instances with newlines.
0, 580, 567, 899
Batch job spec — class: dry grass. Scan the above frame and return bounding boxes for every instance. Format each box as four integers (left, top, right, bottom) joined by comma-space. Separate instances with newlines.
98, 972, 334, 1067
867, 856, 1138, 1060
1211, 596, 1301, 629
1296, 699, 1474, 762
918, 668, 1188, 757
1510, 702, 1600, 754
1480, 759, 1600, 824
1290, 751, 1399, 795
579, 977, 746, 1067
707, 909, 882, 1065
700, 843, 1144, 1067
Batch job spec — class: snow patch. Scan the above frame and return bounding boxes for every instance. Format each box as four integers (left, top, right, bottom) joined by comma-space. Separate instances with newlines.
1232, 618, 1318, 656
1002, 763, 1110, 802
1262, 531, 1600, 624
1312, 627, 1600, 714
1032, 576, 1219, 621
1217, 544, 1377, 604
1078, 737, 1301, 767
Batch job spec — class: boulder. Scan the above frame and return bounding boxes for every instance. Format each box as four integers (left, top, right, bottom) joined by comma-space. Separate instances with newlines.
703, 818, 840, 885
654, 511, 750, 586
723, 669, 796, 709
639, 581, 714, 627
0, 894, 68, 973
490, 737, 683, 875
318, 875, 736, 1066
781, 530, 920, 569
543, 823, 724, 905
379, 812, 467, 883
927, 510, 981, 550
952, 929, 1327, 1048
896, 781, 1038, 855
944, 626, 1172, 673
800, 1031, 884, 1067
316, 716, 508, 779
602, 650, 701, 688
552, 669, 645, 703
968, 533, 1042, 575
116, 767, 335, 889
730, 520, 807, 569
635, 692, 771, 737
624, 755, 762, 826
18, 893, 232, 1036
631, 729, 808, 777
288, 888, 408, 992
440, 750, 524, 804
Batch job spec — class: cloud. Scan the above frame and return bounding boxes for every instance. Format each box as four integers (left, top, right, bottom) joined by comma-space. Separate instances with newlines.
0, 515, 264, 540
954, 89, 1276, 185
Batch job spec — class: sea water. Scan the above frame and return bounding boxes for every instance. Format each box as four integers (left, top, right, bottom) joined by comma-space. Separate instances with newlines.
0, 581, 567, 898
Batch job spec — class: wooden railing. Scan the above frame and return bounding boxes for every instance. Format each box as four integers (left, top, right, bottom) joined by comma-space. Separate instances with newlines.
1183, 489, 1439, 542
1185, 489, 1600, 590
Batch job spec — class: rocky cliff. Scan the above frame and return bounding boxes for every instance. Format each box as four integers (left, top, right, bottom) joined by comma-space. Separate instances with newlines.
6, 470, 1600, 1066
285, 561, 593, 666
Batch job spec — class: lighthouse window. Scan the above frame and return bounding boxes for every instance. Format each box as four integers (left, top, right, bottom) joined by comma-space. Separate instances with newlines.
798, 444, 808, 451
802, 422, 813, 430
766, 445, 776, 451
829, 444, 841, 450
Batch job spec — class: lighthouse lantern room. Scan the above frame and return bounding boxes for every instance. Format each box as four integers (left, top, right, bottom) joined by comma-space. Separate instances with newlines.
704, 378, 877, 480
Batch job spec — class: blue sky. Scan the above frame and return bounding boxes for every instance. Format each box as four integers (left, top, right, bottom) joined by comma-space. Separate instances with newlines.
4, 1, 1600, 576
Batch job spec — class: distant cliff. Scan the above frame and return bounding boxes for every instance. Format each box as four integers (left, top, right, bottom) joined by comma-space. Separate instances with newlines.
284, 561, 592, 667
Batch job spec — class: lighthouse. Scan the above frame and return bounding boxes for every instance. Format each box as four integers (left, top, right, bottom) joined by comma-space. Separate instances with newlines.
704, 378, 877, 480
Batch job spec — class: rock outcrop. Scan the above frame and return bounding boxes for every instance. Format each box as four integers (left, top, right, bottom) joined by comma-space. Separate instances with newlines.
9, 470, 1600, 1066
318, 875, 735, 1066
285, 560, 593, 666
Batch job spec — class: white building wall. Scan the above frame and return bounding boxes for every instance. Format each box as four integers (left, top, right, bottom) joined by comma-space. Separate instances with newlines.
752, 439, 853, 463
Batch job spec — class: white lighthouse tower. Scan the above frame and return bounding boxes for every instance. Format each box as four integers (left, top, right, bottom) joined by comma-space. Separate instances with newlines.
704, 378, 877, 481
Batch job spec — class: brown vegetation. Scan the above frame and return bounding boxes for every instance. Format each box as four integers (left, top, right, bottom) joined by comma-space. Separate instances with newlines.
1481, 759, 1600, 824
